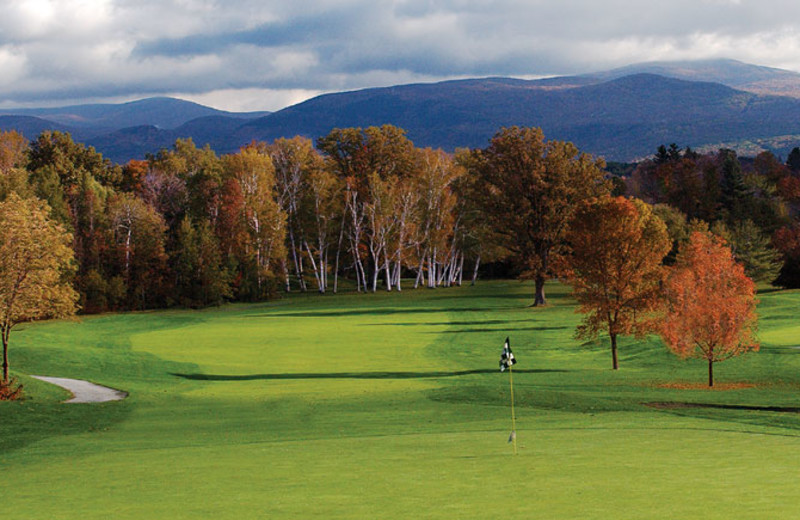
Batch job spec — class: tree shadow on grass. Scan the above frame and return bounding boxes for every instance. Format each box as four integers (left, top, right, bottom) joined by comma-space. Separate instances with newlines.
646, 402, 800, 413
171, 368, 567, 381
431, 326, 570, 334
243, 307, 515, 318
366, 318, 534, 327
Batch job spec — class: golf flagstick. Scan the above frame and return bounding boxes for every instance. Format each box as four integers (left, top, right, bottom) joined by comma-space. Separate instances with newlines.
509, 363, 517, 455
500, 336, 518, 454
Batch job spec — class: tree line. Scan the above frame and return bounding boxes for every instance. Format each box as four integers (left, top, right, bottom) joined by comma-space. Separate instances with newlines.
2, 125, 797, 392
1, 127, 800, 316
0, 127, 502, 313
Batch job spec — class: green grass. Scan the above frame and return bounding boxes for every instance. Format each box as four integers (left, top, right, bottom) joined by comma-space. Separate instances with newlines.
2, 281, 800, 519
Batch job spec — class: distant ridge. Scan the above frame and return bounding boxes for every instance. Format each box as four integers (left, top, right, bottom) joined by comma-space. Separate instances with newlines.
587, 58, 800, 98
0, 115, 73, 139
0, 97, 269, 133
3, 59, 800, 163
235, 72, 800, 161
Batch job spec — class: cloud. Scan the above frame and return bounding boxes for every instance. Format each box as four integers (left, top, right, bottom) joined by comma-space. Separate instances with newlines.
4, 0, 800, 110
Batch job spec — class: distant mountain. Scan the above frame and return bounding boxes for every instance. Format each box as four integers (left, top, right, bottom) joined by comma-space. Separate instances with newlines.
587, 59, 800, 98
5, 60, 800, 163
86, 126, 179, 162
0, 97, 268, 133
87, 116, 250, 162
237, 72, 800, 161
0, 115, 75, 139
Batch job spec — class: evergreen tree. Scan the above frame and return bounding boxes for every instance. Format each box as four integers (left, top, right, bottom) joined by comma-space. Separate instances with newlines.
786, 147, 800, 173
719, 149, 750, 223
727, 220, 782, 284
173, 217, 231, 307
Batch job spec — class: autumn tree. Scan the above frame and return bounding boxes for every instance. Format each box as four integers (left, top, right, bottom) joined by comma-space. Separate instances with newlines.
565, 196, 670, 370
215, 177, 248, 290
0, 130, 31, 201
222, 145, 286, 299
302, 165, 342, 293
317, 125, 416, 188
120, 159, 149, 195
108, 193, 169, 309
0, 193, 79, 387
773, 223, 800, 288
412, 148, 462, 289
268, 137, 326, 291
0, 130, 27, 173
660, 231, 759, 387
468, 127, 609, 305
453, 148, 507, 285
317, 125, 417, 292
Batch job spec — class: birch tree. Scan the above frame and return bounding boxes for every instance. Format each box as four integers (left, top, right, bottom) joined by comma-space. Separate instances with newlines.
268, 137, 326, 292
108, 192, 168, 309
223, 146, 286, 298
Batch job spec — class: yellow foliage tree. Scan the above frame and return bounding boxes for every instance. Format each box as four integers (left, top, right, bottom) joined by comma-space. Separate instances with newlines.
0, 193, 79, 386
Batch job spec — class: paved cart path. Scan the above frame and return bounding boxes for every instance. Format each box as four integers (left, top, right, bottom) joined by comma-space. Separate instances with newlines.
31, 376, 128, 403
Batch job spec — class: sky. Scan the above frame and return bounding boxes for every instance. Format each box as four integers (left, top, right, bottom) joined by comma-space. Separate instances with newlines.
3, 0, 800, 112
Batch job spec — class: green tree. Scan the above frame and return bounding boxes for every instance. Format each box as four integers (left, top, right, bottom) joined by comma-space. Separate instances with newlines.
651, 204, 689, 264
149, 138, 222, 224
723, 220, 782, 284
0, 193, 79, 386
173, 217, 231, 307
719, 149, 751, 223
27, 131, 118, 191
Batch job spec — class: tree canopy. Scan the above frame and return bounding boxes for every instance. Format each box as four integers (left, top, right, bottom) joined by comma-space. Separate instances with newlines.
659, 231, 759, 387
467, 126, 609, 305
565, 196, 671, 369
0, 193, 79, 385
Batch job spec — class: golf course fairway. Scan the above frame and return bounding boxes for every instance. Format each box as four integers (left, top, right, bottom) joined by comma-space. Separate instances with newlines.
2, 281, 799, 519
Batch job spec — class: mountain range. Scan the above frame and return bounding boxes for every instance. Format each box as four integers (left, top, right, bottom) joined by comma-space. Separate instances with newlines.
3, 59, 800, 163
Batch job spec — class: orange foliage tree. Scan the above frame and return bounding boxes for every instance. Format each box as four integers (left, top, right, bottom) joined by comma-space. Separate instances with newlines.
565, 196, 671, 370
660, 231, 759, 387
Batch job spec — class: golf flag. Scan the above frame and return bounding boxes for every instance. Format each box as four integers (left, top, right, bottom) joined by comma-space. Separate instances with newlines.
499, 337, 517, 372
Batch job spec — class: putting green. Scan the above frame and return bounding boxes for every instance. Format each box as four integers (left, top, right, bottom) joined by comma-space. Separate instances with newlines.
2, 282, 800, 519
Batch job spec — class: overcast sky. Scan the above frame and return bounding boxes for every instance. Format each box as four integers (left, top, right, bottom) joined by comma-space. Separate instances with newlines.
3, 0, 800, 111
